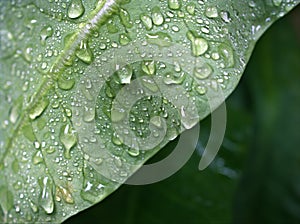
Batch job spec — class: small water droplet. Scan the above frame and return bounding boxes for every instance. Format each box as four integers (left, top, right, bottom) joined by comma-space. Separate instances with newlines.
220, 11, 231, 23
9, 97, 23, 124
187, 31, 208, 56
75, 40, 93, 64
83, 108, 95, 122
29, 98, 49, 120
218, 43, 234, 67
196, 85, 207, 95
29, 200, 38, 213
112, 132, 123, 146
59, 124, 77, 159
39, 177, 54, 214
67, 0, 85, 19
193, 63, 213, 79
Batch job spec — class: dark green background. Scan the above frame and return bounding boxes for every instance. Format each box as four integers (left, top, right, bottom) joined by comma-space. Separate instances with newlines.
66, 5, 300, 224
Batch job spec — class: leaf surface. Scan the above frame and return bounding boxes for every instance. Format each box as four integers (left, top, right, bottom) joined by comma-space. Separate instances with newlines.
0, 0, 299, 222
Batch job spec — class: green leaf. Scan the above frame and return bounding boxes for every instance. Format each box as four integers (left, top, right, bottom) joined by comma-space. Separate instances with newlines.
0, 0, 299, 223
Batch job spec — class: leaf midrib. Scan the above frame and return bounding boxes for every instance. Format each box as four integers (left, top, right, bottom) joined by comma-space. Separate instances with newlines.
1, 0, 121, 163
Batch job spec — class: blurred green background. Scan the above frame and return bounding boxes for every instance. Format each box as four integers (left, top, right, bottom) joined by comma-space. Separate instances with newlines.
66, 5, 300, 224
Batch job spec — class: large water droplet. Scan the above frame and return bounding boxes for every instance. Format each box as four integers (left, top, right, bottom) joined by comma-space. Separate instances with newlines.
140, 13, 153, 30
186, 3, 196, 15
163, 72, 186, 85
119, 33, 131, 46
39, 177, 54, 214
146, 32, 173, 47
33, 151, 44, 165
187, 31, 208, 56
75, 40, 93, 64
152, 7, 164, 26
58, 76, 75, 90
117, 65, 133, 84
40, 26, 53, 45
56, 186, 74, 204
218, 43, 234, 67
205, 6, 218, 18
29, 98, 49, 120
193, 63, 213, 79
168, 0, 181, 10
272, 0, 282, 6
119, 8, 133, 28
142, 60, 156, 75
59, 124, 77, 159
67, 0, 85, 19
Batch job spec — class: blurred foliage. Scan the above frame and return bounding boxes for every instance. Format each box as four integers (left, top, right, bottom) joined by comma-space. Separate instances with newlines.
66, 5, 300, 224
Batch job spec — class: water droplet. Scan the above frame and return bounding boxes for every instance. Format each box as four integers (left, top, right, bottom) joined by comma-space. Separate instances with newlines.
168, 0, 181, 10
142, 60, 156, 75
127, 147, 140, 157
196, 85, 207, 95
39, 177, 54, 214
40, 26, 53, 45
112, 132, 123, 146
59, 124, 77, 159
117, 65, 133, 84
218, 43, 234, 67
106, 19, 119, 33
140, 13, 153, 30
152, 7, 164, 26
56, 186, 74, 204
272, 0, 282, 6
24, 46, 33, 62
83, 107, 95, 122
75, 40, 93, 64
220, 11, 231, 23
29, 98, 49, 120
186, 3, 196, 15
205, 6, 218, 18
33, 151, 44, 165
119, 8, 133, 28
163, 72, 186, 85
146, 32, 173, 47
187, 31, 208, 56
29, 200, 38, 213
119, 33, 131, 46
142, 77, 159, 92
58, 76, 75, 90
193, 63, 213, 79
9, 97, 23, 124
67, 0, 85, 19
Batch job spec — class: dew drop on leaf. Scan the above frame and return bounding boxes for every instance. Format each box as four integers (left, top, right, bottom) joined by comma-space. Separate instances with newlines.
59, 124, 77, 159
28, 98, 49, 120
32, 151, 44, 165
75, 40, 93, 64
193, 63, 213, 79
57, 76, 75, 90
140, 13, 153, 30
142, 60, 156, 75
205, 6, 218, 18
67, 0, 85, 19
187, 31, 209, 56
117, 65, 133, 84
168, 0, 181, 10
151, 7, 164, 26
38, 177, 54, 214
